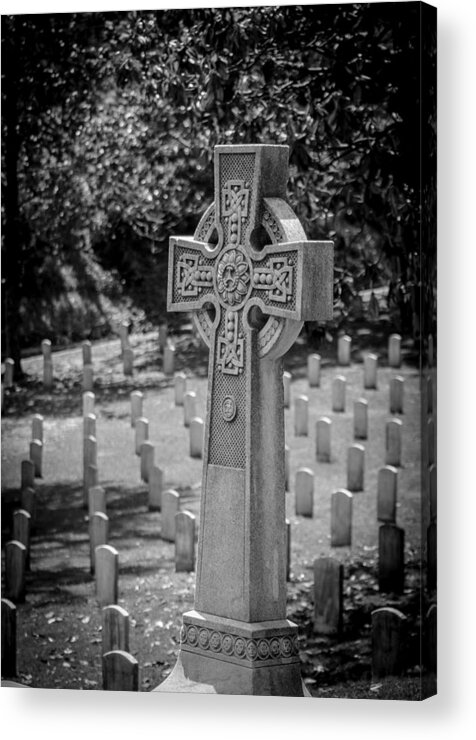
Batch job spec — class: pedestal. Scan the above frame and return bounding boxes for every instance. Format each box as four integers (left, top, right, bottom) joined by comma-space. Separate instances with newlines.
154, 610, 307, 696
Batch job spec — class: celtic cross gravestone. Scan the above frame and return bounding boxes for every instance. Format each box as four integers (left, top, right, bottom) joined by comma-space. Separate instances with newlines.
156, 144, 333, 695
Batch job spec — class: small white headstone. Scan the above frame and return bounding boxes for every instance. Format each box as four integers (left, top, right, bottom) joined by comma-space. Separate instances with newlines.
4, 358, 14, 387
347, 444, 364, 492
337, 335, 351, 366
21, 460, 35, 490
31, 414, 44, 443
95, 544, 118, 606
161, 490, 180, 542
283, 371, 292, 409
377, 466, 398, 523
175, 511, 196, 572
331, 490, 352, 547
88, 485, 106, 519
294, 395, 309, 436
89, 512, 109, 574
363, 353, 378, 389
83, 464, 98, 507
140, 441, 154, 483
82, 391, 95, 417
5, 541, 26, 602
174, 372, 187, 406
372, 607, 406, 678
315, 417, 331, 463
82, 340, 92, 365
41, 339, 52, 360
83, 364, 94, 392
307, 354, 321, 387
102, 650, 138, 691
158, 323, 168, 352
183, 391, 197, 428
332, 376, 346, 412
102, 605, 130, 655
353, 399, 368, 440
389, 376, 404, 414
135, 417, 149, 456
313, 557, 343, 635
148, 465, 163, 511
13, 510, 31, 570
385, 419, 402, 466
130, 391, 143, 428
388, 334, 401, 368
29, 439, 43, 478
43, 359, 54, 390
295, 468, 314, 517
123, 348, 134, 376
84, 434, 98, 470
190, 417, 204, 459
83, 413, 96, 439
163, 345, 175, 376
378, 523, 404, 593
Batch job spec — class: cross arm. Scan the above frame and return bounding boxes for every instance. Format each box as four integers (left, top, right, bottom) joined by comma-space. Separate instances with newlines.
167, 236, 219, 313
249, 240, 334, 323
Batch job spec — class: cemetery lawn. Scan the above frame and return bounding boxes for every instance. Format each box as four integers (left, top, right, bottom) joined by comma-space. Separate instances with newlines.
2, 331, 429, 698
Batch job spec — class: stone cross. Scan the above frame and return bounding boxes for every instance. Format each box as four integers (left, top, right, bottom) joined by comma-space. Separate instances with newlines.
159, 144, 333, 696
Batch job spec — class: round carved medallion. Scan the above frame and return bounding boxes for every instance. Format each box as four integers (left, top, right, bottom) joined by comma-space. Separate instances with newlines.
215, 247, 252, 309
222, 395, 237, 422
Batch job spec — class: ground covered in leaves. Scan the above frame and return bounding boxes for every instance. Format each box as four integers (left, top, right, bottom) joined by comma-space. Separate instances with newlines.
1, 329, 433, 699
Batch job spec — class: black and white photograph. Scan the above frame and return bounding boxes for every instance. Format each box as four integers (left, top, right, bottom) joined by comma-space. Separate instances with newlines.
1, 0, 438, 708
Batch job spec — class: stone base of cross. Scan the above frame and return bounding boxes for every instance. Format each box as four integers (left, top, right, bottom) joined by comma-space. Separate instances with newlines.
155, 144, 333, 696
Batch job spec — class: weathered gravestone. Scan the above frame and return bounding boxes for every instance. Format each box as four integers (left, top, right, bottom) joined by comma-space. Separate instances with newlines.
103, 650, 139, 691
102, 605, 130, 655
378, 524, 405, 593
29, 439, 43, 478
385, 419, 402, 467
190, 416, 204, 458
89, 512, 109, 574
95, 545, 118, 607
183, 391, 197, 428
82, 391, 95, 418
135, 417, 149, 456
389, 376, 404, 414
31, 414, 44, 443
363, 353, 378, 389
371, 607, 406, 679
163, 345, 175, 376
315, 417, 331, 462
295, 467, 314, 517
377, 466, 398, 523
313, 557, 343, 635
294, 394, 309, 436
337, 334, 351, 366
82, 340, 92, 365
331, 490, 352, 547
140, 441, 154, 483
174, 372, 187, 406
1, 598, 17, 677
161, 489, 180, 542
347, 444, 365, 492
332, 375, 346, 412
130, 391, 143, 428
21, 459, 35, 491
148, 465, 163, 511
388, 333, 402, 368
307, 353, 321, 387
83, 364, 94, 392
282, 370, 291, 409
175, 511, 196, 572
353, 399, 368, 440
156, 144, 333, 696
5, 541, 27, 602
